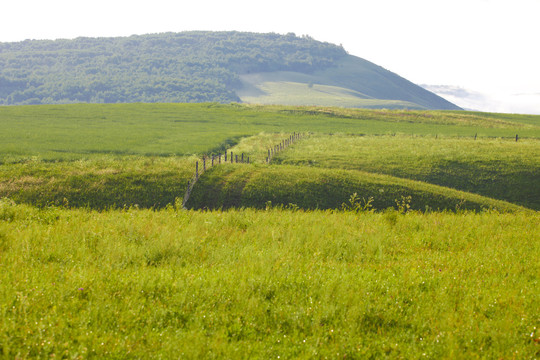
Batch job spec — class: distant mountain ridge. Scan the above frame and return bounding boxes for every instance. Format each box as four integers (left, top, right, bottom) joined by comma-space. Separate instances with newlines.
0, 31, 460, 110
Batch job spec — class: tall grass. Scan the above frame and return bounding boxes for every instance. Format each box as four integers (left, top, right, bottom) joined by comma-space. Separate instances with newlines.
0, 202, 538, 358
0, 156, 195, 209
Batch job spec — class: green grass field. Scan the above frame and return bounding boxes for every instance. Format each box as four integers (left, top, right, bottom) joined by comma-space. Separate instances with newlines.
2, 103, 539, 163
0, 103, 539, 358
2, 103, 538, 210
185, 164, 528, 212
1, 202, 538, 358
0, 157, 195, 209
272, 134, 540, 210
237, 55, 461, 110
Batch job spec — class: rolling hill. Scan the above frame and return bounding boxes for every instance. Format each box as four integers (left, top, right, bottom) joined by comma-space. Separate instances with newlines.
0, 31, 460, 110
1, 103, 538, 211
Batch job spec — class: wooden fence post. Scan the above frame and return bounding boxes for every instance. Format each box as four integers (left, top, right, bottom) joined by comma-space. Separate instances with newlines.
241, 153, 244, 163
196, 161, 199, 178
516, 134, 519, 142
203, 157, 206, 171
230, 151, 233, 163
211, 156, 214, 167
219, 154, 221, 164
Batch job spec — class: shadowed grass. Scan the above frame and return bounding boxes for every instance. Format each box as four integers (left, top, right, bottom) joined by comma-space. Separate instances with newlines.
186, 164, 527, 212
274, 134, 540, 209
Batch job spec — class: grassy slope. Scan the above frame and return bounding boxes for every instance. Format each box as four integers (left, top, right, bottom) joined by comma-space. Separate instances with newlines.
238, 75, 425, 109
238, 55, 462, 110
273, 134, 540, 210
186, 164, 527, 212
1, 203, 538, 358
0, 157, 194, 209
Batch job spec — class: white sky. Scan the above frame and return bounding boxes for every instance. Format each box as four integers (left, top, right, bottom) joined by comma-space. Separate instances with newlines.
1, 0, 540, 114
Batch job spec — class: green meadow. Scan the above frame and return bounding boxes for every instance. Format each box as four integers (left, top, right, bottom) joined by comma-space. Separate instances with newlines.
0, 103, 539, 358
1, 202, 539, 359
1, 103, 539, 163
186, 163, 529, 212
272, 134, 540, 210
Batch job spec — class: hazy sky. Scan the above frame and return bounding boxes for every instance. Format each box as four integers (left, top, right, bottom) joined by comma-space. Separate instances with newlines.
2, 0, 540, 113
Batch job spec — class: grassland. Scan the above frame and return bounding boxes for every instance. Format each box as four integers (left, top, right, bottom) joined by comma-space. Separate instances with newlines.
0, 157, 194, 209
186, 164, 528, 212
3, 103, 538, 210
272, 134, 540, 210
1, 202, 538, 359
237, 55, 461, 110
0, 103, 539, 358
2, 103, 539, 163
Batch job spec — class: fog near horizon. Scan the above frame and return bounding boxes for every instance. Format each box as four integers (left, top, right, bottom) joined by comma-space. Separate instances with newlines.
423, 85, 540, 115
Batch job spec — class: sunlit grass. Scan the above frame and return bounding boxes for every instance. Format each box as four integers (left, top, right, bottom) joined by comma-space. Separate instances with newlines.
1, 103, 539, 164
0, 202, 538, 358
0, 156, 196, 208
1, 104, 539, 358
238, 80, 423, 109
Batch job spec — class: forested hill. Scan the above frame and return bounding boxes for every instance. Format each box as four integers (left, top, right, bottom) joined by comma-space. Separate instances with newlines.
0, 31, 460, 110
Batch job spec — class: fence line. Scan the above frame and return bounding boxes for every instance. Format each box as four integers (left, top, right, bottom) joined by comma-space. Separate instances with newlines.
435, 133, 521, 141
267, 132, 306, 164
181, 151, 250, 208
181, 132, 306, 208
181, 131, 521, 208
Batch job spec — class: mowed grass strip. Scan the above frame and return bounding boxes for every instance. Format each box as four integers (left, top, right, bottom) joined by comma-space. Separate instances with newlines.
186, 164, 527, 212
274, 134, 540, 210
238, 80, 424, 109
0, 202, 538, 358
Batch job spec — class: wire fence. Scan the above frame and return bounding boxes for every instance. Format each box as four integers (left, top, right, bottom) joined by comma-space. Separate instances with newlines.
266, 132, 305, 163
182, 132, 306, 208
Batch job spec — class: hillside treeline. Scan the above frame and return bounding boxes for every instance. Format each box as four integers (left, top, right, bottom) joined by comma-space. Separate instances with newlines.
0, 32, 347, 105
